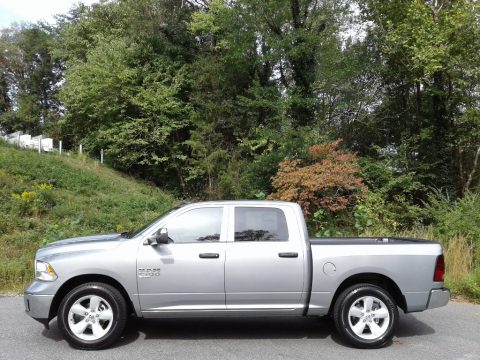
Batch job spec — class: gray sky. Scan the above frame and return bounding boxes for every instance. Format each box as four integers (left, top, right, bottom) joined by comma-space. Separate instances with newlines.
0, 0, 99, 29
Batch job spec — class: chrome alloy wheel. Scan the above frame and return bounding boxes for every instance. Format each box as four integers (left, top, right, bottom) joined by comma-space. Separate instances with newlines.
347, 296, 390, 340
67, 295, 114, 341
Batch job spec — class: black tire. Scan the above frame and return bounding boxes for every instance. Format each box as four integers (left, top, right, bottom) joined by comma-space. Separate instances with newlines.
333, 283, 399, 349
57, 282, 127, 350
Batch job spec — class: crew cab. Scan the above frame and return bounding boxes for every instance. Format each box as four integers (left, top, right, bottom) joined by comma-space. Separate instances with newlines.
24, 201, 450, 349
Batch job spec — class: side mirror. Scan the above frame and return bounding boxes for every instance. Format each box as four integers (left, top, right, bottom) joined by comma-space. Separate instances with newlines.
145, 228, 169, 246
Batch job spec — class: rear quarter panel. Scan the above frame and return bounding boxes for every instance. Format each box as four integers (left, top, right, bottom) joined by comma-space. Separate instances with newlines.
307, 242, 443, 315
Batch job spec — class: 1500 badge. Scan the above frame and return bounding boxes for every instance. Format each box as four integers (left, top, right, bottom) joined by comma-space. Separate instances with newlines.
138, 268, 161, 278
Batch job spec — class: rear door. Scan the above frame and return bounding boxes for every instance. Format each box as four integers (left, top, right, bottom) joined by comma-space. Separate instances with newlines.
225, 205, 306, 313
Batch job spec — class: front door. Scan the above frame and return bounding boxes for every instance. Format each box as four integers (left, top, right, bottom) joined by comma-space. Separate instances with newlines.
137, 206, 226, 314
225, 206, 305, 313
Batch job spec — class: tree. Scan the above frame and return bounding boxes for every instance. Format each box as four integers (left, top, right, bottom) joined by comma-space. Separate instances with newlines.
0, 73, 9, 114
186, 0, 352, 197
191, 0, 349, 127
0, 24, 62, 133
357, 0, 480, 196
55, 0, 195, 190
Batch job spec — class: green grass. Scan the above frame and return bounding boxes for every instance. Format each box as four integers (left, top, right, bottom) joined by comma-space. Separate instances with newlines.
0, 142, 177, 292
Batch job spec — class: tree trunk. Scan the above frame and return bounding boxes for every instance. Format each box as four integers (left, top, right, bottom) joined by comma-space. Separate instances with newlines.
464, 145, 480, 193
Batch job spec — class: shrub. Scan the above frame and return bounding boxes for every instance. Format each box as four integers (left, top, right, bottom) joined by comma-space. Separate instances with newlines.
11, 183, 55, 216
268, 140, 366, 218
426, 191, 480, 266
358, 155, 427, 230
417, 192, 480, 302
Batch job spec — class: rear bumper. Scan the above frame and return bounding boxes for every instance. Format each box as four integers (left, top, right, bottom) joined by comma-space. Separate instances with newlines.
24, 292, 54, 327
427, 288, 450, 309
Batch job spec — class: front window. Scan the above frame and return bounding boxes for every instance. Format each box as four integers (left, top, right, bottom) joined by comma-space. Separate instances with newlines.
166, 207, 223, 243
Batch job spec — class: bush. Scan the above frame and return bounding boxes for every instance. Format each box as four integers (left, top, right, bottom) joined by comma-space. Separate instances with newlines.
268, 140, 366, 234
358, 155, 427, 230
427, 191, 480, 253
11, 183, 56, 216
269, 140, 366, 216
413, 192, 480, 302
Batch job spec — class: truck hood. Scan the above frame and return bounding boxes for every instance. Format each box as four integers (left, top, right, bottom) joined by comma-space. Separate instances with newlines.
36, 233, 123, 259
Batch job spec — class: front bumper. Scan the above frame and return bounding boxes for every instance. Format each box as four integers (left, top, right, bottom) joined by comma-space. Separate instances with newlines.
427, 287, 450, 309
24, 291, 54, 327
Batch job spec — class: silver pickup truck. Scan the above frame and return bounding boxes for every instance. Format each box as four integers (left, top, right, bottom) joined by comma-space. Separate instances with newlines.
25, 201, 449, 349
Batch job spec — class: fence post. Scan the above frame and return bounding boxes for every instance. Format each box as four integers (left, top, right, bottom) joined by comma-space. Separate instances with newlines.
100, 149, 104, 164
38, 137, 42, 154
79, 144, 83, 155
17, 134, 20, 147
59, 140, 62, 155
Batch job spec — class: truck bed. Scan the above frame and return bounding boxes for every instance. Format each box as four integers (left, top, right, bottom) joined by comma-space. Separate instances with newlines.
307, 236, 443, 316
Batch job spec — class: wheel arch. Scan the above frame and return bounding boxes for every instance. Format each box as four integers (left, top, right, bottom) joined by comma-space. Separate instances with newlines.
49, 274, 134, 321
328, 272, 407, 314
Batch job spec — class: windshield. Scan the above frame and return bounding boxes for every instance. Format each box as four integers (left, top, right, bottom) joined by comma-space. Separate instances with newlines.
126, 204, 183, 238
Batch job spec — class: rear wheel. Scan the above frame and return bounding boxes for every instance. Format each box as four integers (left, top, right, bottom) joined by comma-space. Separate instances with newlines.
57, 282, 127, 350
333, 283, 398, 348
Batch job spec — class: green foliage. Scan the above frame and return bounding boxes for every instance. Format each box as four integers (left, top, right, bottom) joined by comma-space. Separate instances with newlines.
353, 204, 373, 232
0, 143, 177, 292
445, 269, 480, 302
221, 125, 323, 199
358, 153, 426, 230
59, 37, 138, 140
36, 0, 195, 190
358, 0, 480, 195
254, 191, 266, 200
426, 191, 480, 257
311, 209, 343, 237
0, 0, 478, 205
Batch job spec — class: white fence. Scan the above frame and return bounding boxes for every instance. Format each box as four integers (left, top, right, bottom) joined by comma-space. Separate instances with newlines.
2, 131, 54, 152
1, 131, 105, 164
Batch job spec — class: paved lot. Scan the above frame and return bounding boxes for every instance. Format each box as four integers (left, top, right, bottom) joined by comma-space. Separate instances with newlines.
0, 296, 478, 360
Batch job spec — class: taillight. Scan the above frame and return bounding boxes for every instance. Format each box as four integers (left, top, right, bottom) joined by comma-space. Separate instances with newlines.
434, 254, 445, 282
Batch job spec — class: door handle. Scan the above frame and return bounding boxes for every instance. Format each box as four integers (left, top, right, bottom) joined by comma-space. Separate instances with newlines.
278, 252, 298, 258
199, 253, 220, 259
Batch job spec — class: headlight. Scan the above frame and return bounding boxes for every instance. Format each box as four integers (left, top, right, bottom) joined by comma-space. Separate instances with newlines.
35, 261, 57, 281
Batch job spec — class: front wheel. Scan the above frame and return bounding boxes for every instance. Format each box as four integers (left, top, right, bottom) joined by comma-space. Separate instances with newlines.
333, 283, 399, 348
57, 282, 127, 350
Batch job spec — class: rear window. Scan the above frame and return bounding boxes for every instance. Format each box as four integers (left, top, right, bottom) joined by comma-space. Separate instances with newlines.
234, 207, 289, 241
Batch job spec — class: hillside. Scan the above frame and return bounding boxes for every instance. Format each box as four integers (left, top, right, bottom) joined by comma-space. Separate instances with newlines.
0, 142, 177, 292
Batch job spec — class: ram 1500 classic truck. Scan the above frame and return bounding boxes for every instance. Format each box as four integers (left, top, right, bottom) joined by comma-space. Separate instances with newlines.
25, 201, 449, 349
